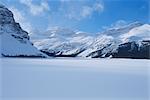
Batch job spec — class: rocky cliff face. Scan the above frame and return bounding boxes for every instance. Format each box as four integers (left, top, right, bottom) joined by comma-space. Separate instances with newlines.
112, 41, 150, 59
0, 5, 46, 57
0, 5, 29, 41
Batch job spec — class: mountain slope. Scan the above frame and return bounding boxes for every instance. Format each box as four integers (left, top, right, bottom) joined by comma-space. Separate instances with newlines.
112, 40, 150, 59
120, 24, 150, 43
0, 5, 46, 57
31, 27, 94, 57
80, 23, 150, 59
100, 22, 143, 37
32, 22, 150, 59
112, 24, 150, 59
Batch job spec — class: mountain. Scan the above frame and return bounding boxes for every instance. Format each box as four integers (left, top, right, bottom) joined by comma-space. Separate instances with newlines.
100, 21, 143, 37
32, 22, 150, 59
0, 5, 47, 57
120, 24, 150, 43
112, 40, 150, 59
80, 22, 150, 59
31, 27, 94, 57
79, 23, 150, 59
1, 5, 148, 59
78, 35, 118, 58
112, 24, 150, 59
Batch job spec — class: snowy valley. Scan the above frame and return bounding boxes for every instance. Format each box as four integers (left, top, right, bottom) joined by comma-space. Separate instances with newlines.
0, 4, 150, 100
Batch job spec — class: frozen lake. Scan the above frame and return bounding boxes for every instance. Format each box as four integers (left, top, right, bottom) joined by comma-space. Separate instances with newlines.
0, 58, 150, 100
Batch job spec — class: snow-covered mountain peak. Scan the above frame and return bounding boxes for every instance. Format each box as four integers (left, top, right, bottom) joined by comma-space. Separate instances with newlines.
32, 21, 149, 58
0, 4, 15, 24
120, 24, 150, 43
0, 4, 29, 40
0, 5, 47, 57
31, 27, 94, 56
121, 21, 143, 29
100, 21, 143, 37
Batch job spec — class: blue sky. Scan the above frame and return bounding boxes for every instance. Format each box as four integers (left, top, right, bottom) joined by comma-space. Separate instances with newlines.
0, 0, 149, 34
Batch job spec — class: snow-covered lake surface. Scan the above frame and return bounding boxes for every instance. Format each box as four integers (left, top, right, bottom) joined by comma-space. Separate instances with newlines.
0, 58, 150, 100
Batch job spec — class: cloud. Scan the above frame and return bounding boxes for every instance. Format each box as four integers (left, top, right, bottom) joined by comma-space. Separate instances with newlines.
9, 7, 32, 33
60, 1, 104, 20
112, 20, 128, 28
20, 0, 50, 16
81, 2, 104, 18
93, 2, 104, 12
102, 20, 128, 30
81, 6, 93, 18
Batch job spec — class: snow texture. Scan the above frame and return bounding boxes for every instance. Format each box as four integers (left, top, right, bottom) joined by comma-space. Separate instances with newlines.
0, 58, 150, 100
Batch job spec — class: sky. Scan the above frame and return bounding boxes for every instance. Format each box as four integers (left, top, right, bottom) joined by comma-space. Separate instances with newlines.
0, 0, 149, 34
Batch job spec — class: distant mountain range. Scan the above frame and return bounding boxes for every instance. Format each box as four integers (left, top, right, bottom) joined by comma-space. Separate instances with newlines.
31, 22, 150, 59
0, 5, 149, 59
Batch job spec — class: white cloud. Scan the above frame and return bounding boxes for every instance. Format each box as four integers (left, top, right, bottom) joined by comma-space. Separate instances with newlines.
93, 2, 104, 12
61, 1, 104, 20
81, 2, 104, 18
111, 20, 128, 29
102, 20, 128, 30
9, 7, 32, 33
81, 6, 93, 18
20, 0, 50, 16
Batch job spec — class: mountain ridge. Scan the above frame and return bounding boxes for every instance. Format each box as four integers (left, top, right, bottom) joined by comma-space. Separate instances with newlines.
0, 5, 149, 59
32, 23, 150, 59
0, 5, 47, 57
